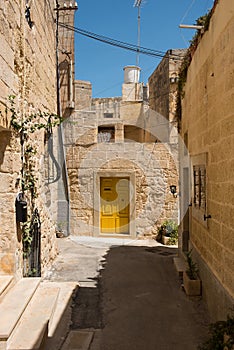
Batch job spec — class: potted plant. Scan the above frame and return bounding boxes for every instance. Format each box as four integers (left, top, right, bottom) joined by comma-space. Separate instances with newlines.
183, 249, 201, 296
198, 314, 234, 350
157, 220, 178, 245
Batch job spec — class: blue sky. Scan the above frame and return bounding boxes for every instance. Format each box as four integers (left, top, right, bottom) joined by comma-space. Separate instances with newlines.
74, 0, 214, 98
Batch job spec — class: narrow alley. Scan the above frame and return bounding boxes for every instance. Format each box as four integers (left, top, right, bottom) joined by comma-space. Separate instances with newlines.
0, 1, 233, 349
45, 236, 210, 350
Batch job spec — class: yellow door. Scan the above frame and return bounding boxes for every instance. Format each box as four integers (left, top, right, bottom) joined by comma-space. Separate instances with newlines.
100, 177, 129, 234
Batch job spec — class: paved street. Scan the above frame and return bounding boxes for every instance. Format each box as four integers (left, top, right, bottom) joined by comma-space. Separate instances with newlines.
45, 236, 210, 350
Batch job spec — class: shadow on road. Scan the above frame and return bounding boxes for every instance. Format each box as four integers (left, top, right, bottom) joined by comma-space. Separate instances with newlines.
70, 244, 209, 350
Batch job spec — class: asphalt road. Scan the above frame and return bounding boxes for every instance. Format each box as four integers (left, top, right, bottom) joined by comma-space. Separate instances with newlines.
45, 236, 210, 350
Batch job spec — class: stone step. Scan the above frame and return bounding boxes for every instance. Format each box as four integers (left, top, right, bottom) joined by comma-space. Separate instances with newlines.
0, 276, 14, 297
44, 281, 78, 350
61, 330, 94, 350
0, 277, 41, 347
173, 257, 187, 277
7, 284, 59, 350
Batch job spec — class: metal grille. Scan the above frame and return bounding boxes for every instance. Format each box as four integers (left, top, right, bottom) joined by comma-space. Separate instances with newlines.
193, 165, 206, 209
28, 208, 41, 277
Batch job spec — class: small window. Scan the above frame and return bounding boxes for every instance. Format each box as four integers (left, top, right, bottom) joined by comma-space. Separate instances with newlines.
193, 165, 206, 210
104, 113, 113, 119
124, 125, 157, 143
184, 131, 188, 155
97, 126, 115, 143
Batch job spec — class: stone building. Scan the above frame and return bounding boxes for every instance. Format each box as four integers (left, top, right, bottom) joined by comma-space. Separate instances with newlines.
179, 0, 234, 320
0, 1, 76, 277
64, 65, 180, 238
149, 49, 186, 143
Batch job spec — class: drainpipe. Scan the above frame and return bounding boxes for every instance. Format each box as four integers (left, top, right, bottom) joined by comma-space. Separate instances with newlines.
55, 1, 61, 119
54, 1, 77, 235
68, 59, 74, 107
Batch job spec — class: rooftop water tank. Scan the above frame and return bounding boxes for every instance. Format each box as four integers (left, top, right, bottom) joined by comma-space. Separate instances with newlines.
123, 66, 141, 83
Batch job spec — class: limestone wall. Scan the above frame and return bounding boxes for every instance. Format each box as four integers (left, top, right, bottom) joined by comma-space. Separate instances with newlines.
64, 98, 179, 238
0, 1, 59, 276
180, 0, 234, 320
148, 49, 185, 120
75, 80, 92, 110
148, 49, 186, 144
58, 0, 77, 117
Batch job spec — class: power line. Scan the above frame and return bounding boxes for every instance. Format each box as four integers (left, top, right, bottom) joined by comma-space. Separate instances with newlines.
59, 22, 184, 61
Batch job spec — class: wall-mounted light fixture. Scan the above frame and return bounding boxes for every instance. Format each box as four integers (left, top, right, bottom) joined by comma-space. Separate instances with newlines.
25, 4, 34, 29
170, 185, 177, 198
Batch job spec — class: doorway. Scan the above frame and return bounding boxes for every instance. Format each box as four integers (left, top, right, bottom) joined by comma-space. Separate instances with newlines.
100, 177, 129, 234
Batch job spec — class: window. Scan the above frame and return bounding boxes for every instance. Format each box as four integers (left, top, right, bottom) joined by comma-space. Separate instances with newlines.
104, 113, 113, 119
191, 153, 208, 224
184, 131, 188, 156
124, 125, 157, 143
193, 165, 206, 210
97, 126, 115, 143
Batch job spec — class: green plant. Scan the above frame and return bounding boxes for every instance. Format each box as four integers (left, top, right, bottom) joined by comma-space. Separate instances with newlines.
185, 249, 199, 280
27, 268, 38, 277
175, 50, 191, 131
189, 10, 212, 51
168, 229, 178, 245
157, 220, 178, 245
8, 95, 62, 274
198, 314, 234, 350
22, 221, 33, 259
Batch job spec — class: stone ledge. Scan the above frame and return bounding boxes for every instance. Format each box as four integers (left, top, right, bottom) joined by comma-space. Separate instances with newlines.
0, 277, 41, 340
173, 257, 186, 277
0, 276, 13, 297
7, 284, 59, 350
61, 330, 94, 350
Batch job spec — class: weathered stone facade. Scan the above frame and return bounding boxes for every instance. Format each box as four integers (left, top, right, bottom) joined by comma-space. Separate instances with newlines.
149, 49, 186, 143
58, 3, 76, 117
179, 0, 234, 320
75, 80, 92, 110
0, 1, 75, 277
64, 69, 179, 238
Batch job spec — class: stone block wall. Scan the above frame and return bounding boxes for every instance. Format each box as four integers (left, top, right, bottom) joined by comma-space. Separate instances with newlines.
75, 80, 92, 110
0, 0, 59, 276
58, 0, 77, 117
180, 0, 234, 320
148, 49, 186, 143
64, 93, 179, 238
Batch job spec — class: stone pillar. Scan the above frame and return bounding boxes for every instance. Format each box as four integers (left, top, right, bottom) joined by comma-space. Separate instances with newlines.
115, 123, 124, 142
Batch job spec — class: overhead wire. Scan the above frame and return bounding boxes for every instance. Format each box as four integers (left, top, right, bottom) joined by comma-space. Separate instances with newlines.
180, 0, 196, 25
179, 0, 196, 46
58, 22, 184, 61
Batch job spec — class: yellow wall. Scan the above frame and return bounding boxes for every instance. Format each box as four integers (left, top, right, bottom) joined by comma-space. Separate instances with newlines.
181, 0, 234, 319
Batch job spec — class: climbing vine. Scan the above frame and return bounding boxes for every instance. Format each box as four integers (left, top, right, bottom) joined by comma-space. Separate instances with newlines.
9, 95, 62, 270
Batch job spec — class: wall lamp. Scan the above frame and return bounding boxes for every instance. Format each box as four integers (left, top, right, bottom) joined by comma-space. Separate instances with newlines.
170, 185, 177, 198
25, 5, 34, 28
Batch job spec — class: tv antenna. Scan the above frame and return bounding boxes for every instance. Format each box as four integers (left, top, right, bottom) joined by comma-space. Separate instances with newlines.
134, 0, 142, 67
